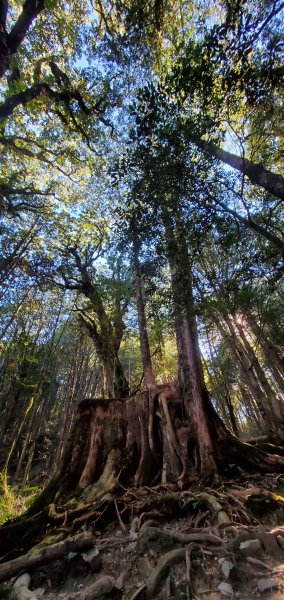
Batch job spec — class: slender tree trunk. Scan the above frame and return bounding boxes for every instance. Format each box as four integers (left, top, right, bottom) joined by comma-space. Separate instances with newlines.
164, 217, 219, 477
223, 382, 239, 436
213, 198, 284, 256
206, 331, 239, 435
22, 441, 36, 487
233, 316, 284, 427
246, 312, 284, 386
191, 135, 284, 200
216, 318, 275, 431
0, 289, 30, 341
133, 241, 156, 387
239, 385, 265, 433
0, 30, 9, 81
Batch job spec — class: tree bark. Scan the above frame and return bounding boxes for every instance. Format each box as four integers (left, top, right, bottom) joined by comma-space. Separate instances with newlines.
2, 389, 284, 559
192, 135, 284, 201
164, 216, 219, 477
133, 241, 156, 387
0, 532, 94, 583
83, 318, 129, 398
223, 382, 239, 436
214, 198, 284, 256
0, 0, 45, 80
29, 395, 284, 507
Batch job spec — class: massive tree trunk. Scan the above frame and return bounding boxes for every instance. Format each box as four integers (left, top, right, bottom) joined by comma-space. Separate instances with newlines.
79, 314, 129, 399
2, 386, 284, 556
99, 343, 129, 398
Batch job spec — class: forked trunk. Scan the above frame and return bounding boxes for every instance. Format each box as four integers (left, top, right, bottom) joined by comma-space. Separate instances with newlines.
101, 352, 129, 398
82, 317, 129, 398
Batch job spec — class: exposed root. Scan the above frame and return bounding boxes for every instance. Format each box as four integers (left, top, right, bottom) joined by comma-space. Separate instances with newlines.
129, 584, 146, 600
136, 526, 223, 555
196, 492, 231, 525
1, 472, 284, 600
67, 575, 118, 599
146, 547, 186, 599
0, 532, 94, 583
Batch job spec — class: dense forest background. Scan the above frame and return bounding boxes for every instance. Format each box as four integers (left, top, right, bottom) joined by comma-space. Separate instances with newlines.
0, 0, 283, 515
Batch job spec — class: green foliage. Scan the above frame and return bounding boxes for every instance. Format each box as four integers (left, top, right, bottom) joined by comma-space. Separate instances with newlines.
44, 0, 58, 10
0, 483, 40, 524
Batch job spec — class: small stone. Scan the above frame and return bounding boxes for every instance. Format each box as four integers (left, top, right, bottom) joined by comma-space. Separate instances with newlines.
115, 529, 122, 537
14, 575, 31, 589
81, 547, 99, 561
239, 539, 261, 555
221, 560, 234, 579
33, 589, 45, 598
81, 547, 101, 572
125, 541, 136, 553
257, 578, 278, 593
218, 582, 234, 597
12, 577, 37, 600
116, 572, 126, 589
13, 588, 38, 600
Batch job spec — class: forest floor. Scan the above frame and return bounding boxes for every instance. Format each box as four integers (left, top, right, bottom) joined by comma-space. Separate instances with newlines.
2, 473, 284, 600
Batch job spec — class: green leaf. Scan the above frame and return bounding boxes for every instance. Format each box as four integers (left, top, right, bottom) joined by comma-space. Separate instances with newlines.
44, 0, 57, 10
